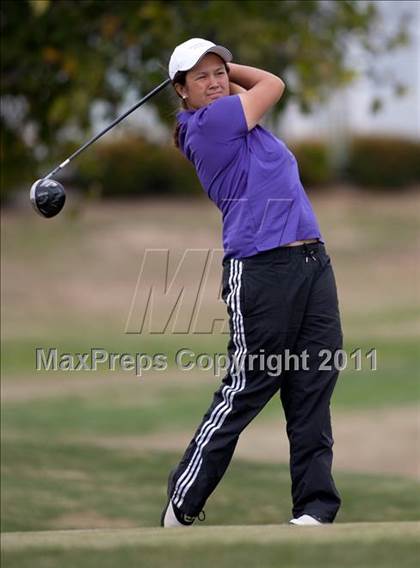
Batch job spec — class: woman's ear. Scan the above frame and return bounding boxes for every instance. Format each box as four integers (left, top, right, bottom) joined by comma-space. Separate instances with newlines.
174, 85, 185, 99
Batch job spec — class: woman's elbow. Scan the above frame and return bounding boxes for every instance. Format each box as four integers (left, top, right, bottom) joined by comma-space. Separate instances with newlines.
272, 76, 285, 100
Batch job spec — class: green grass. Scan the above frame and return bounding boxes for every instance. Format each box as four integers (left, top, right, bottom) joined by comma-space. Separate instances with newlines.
332, 338, 420, 408
2, 337, 419, 446
2, 337, 419, 466
2, 386, 218, 438
3, 334, 420, 391
2, 197, 420, 567
2, 524, 420, 568
1, 333, 230, 376
2, 440, 420, 533
4, 542, 420, 568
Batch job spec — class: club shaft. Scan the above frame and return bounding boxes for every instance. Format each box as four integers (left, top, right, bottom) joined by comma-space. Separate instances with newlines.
44, 78, 171, 179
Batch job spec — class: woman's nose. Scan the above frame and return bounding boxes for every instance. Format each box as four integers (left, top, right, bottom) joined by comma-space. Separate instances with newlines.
209, 75, 220, 87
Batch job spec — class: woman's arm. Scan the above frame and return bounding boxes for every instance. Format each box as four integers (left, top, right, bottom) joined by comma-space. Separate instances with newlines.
229, 81, 247, 95
228, 62, 285, 130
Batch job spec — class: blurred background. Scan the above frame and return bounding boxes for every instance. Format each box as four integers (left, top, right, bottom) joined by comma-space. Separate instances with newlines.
1, 0, 419, 561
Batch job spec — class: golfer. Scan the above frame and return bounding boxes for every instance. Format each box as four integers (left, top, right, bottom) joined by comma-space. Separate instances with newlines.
161, 38, 343, 527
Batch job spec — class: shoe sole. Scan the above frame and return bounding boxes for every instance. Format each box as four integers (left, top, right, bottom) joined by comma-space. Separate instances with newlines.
160, 467, 177, 527
160, 500, 169, 527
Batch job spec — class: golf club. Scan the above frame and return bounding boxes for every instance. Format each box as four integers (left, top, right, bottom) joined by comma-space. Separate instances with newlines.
30, 77, 171, 218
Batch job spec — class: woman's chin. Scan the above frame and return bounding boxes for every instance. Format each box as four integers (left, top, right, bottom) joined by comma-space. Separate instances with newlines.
207, 93, 224, 102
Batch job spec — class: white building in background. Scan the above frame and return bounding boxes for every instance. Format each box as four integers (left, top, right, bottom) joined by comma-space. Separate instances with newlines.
279, 0, 420, 141
279, 0, 420, 143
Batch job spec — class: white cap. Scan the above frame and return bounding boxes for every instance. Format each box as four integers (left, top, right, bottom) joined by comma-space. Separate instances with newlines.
169, 38, 232, 80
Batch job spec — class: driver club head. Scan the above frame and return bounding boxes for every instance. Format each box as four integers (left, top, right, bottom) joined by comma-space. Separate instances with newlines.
30, 178, 66, 218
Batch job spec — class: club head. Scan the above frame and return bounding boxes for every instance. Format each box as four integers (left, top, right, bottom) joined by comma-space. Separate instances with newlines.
30, 178, 66, 218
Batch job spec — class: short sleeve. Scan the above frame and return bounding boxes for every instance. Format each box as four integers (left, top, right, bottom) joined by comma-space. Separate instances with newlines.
195, 95, 248, 142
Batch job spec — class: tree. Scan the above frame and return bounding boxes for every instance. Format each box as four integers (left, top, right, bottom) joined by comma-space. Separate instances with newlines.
0, 0, 412, 190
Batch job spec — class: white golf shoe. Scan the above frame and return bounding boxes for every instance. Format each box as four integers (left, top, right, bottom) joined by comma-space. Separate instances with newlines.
289, 514, 323, 526
161, 499, 196, 528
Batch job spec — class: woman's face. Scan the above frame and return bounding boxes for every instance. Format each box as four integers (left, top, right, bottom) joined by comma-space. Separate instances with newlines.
176, 53, 230, 110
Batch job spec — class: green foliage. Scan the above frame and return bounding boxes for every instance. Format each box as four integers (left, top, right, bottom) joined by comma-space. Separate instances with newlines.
290, 139, 333, 187
66, 135, 420, 197
75, 135, 199, 196
346, 136, 420, 189
1, 0, 411, 191
288, 136, 420, 190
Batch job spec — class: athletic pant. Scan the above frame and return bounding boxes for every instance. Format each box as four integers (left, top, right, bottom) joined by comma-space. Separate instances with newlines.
170, 241, 343, 523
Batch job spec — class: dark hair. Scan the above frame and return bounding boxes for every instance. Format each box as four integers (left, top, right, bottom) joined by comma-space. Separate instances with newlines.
172, 71, 189, 149
172, 62, 230, 149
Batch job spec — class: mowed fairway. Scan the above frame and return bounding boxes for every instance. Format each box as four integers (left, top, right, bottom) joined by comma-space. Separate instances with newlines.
2, 189, 420, 566
2, 523, 420, 568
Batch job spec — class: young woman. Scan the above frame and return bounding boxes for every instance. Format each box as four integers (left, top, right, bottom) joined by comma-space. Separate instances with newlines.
161, 38, 343, 527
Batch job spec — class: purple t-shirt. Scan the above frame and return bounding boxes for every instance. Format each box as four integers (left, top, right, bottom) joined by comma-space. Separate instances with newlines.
177, 95, 323, 259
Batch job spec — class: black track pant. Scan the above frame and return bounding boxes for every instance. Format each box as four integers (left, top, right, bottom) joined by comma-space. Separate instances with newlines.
170, 242, 343, 523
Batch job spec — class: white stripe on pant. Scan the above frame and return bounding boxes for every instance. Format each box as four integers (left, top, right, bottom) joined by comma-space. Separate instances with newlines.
172, 259, 248, 509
